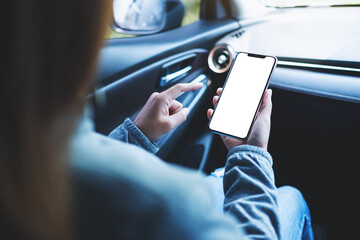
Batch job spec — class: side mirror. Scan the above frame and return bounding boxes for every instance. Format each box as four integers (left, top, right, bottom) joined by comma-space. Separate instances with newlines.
112, 0, 185, 35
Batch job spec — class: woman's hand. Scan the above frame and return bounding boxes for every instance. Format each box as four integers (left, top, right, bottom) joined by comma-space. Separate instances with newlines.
134, 82, 203, 142
207, 88, 273, 151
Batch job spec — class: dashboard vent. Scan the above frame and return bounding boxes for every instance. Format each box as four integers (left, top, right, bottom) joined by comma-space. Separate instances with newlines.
208, 45, 234, 73
231, 30, 245, 38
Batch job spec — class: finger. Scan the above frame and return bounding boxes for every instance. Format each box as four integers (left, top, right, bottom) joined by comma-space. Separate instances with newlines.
254, 89, 271, 120
213, 95, 219, 107
163, 82, 203, 101
258, 89, 270, 111
168, 108, 190, 129
258, 89, 273, 119
216, 88, 223, 96
169, 100, 183, 114
207, 109, 214, 120
262, 89, 273, 112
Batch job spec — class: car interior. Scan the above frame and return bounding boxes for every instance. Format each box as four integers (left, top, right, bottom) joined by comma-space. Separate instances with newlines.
91, 0, 360, 239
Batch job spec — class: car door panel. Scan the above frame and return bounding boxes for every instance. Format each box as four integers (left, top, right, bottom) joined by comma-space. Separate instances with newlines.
96, 19, 240, 86
93, 49, 208, 134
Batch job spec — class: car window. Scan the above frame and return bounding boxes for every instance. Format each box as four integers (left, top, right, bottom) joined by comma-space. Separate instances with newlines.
260, 0, 360, 7
106, 0, 201, 39
182, 0, 201, 25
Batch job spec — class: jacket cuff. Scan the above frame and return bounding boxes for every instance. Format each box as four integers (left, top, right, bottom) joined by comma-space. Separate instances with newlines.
123, 118, 159, 154
227, 145, 273, 167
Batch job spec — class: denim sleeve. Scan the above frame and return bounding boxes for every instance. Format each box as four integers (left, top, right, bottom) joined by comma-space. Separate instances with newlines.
224, 145, 280, 239
108, 118, 159, 154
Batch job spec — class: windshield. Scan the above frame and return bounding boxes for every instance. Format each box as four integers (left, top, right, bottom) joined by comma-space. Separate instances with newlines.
260, 0, 360, 7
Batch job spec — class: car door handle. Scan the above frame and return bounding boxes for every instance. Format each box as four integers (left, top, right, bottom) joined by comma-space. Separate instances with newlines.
160, 65, 192, 86
159, 53, 196, 87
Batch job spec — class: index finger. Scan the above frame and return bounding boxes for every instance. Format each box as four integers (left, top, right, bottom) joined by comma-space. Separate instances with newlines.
163, 82, 203, 100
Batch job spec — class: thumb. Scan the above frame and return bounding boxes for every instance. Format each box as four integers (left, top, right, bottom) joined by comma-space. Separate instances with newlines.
168, 108, 190, 129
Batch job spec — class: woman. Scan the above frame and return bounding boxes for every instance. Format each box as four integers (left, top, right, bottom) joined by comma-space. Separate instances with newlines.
1, 0, 313, 239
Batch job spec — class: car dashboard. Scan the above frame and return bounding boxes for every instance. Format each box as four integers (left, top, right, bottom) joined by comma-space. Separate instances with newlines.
208, 7, 360, 103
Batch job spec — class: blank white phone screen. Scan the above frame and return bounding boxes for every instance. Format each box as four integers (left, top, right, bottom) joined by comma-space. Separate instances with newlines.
209, 53, 276, 139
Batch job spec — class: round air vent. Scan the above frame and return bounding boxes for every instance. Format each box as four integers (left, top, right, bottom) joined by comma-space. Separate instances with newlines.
208, 45, 234, 73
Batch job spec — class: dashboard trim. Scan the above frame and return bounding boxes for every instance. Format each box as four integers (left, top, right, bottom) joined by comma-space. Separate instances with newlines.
277, 60, 360, 74
270, 67, 360, 104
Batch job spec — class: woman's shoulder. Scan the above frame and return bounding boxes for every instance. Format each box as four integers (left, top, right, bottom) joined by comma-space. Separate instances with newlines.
69, 128, 219, 239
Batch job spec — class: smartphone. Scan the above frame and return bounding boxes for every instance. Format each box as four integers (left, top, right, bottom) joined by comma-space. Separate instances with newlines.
209, 52, 277, 140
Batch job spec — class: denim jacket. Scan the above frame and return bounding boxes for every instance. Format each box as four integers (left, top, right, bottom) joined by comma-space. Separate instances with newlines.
71, 117, 279, 240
